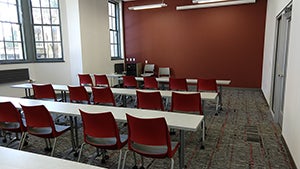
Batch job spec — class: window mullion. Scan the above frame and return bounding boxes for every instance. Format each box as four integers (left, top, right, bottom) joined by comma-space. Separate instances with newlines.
19, 0, 34, 62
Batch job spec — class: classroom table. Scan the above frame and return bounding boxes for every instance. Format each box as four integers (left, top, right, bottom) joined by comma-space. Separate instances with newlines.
106, 74, 231, 108
0, 146, 106, 169
11, 83, 218, 102
0, 96, 203, 169
12, 83, 218, 114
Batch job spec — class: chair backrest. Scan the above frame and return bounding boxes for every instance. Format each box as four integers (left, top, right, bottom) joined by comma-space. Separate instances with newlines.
92, 87, 116, 106
78, 74, 93, 87
32, 84, 57, 101
143, 76, 158, 89
94, 74, 109, 87
126, 114, 173, 157
80, 110, 123, 148
197, 78, 218, 92
68, 85, 90, 104
0, 102, 26, 132
169, 78, 188, 91
143, 64, 155, 74
171, 92, 203, 115
136, 91, 164, 111
158, 67, 170, 77
123, 76, 137, 88
20, 104, 55, 136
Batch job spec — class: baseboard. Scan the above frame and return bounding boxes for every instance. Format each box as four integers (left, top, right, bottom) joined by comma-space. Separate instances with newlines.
281, 135, 298, 169
221, 86, 261, 91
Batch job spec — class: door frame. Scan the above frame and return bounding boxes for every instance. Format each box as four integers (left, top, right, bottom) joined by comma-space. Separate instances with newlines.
270, 3, 292, 127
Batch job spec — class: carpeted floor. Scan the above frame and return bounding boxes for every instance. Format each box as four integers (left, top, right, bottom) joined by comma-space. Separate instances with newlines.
0, 88, 295, 169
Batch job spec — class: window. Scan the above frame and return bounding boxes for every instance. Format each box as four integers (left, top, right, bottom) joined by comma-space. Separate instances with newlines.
0, 0, 63, 64
0, 0, 24, 61
108, 1, 122, 60
31, 0, 62, 60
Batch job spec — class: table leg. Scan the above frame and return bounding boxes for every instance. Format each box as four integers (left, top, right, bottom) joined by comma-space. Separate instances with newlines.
118, 78, 122, 88
63, 116, 79, 158
179, 130, 185, 169
25, 89, 31, 98
122, 95, 127, 107
68, 116, 76, 150
219, 85, 223, 110
74, 116, 79, 148
60, 91, 66, 102
24, 89, 28, 98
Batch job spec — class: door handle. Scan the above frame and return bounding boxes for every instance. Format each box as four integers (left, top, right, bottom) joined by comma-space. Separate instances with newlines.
278, 74, 285, 77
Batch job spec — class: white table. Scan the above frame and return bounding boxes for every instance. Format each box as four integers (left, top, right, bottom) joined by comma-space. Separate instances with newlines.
0, 96, 203, 169
106, 74, 231, 109
0, 146, 106, 169
12, 83, 218, 114
11, 83, 217, 101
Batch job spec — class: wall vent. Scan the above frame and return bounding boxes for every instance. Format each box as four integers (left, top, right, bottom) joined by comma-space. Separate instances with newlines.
0, 69, 29, 84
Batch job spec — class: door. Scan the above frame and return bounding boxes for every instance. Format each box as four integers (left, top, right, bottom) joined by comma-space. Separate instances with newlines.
271, 6, 292, 127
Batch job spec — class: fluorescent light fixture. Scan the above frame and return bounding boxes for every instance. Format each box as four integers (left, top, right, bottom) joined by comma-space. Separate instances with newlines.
192, 0, 230, 4
128, 3, 167, 10
176, 0, 255, 10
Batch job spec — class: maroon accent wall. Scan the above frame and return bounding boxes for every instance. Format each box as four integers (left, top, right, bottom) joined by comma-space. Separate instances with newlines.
123, 0, 267, 88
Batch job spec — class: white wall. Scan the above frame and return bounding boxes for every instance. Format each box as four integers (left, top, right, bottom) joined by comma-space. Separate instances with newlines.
262, 0, 300, 167
0, 0, 123, 97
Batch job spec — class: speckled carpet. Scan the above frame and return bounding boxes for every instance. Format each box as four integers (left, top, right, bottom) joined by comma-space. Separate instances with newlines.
0, 88, 295, 169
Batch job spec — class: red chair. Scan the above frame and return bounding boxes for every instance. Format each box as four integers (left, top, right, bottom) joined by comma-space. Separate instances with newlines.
171, 92, 205, 148
94, 74, 110, 87
171, 92, 202, 115
20, 104, 70, 156
68, 85, 90, 104
32, 84, 58, 101
0, 102, 27, 149
169, 78, 188, 91
33, 84, 65, 123
197, 78, 218, 92
92, 87, 116, 106
78, 74, 93, 87
136, 90, 164, 111
78, 110, 128, 169
197, 78, 219, 115
122, 76, 137, 88
143, 76, 158, 89
122, 114, 179, 169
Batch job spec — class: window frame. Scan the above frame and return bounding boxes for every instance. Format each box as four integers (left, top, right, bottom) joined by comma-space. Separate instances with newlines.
0, 0, 64, 64
108, 0, 123, 60
0, 0, 26, 64
30, 0, 64, 62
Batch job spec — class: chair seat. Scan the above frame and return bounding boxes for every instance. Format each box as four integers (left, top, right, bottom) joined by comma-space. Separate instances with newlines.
141, 73, 154, 77
131, 141, 179, 158
0, 122, 21, 130
86, 134, 128, 149
28, 127, 53, 135
54, 124, 71, 135
28, 125, 70, 138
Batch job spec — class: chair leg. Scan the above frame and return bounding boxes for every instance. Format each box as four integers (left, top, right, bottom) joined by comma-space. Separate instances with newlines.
141, 155, 144, 168
19, 132, 28, 150
5, 132, 19, 147
51, 138, 57, 157
132, 152, 138, 169
101, 149, 109, 164
170, 158, 174, 169
117, 149, 123, 169
77, 142, 86, 162
121, 150, 129, 169
133, 152, 138, 167
17, 132, 25, 150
